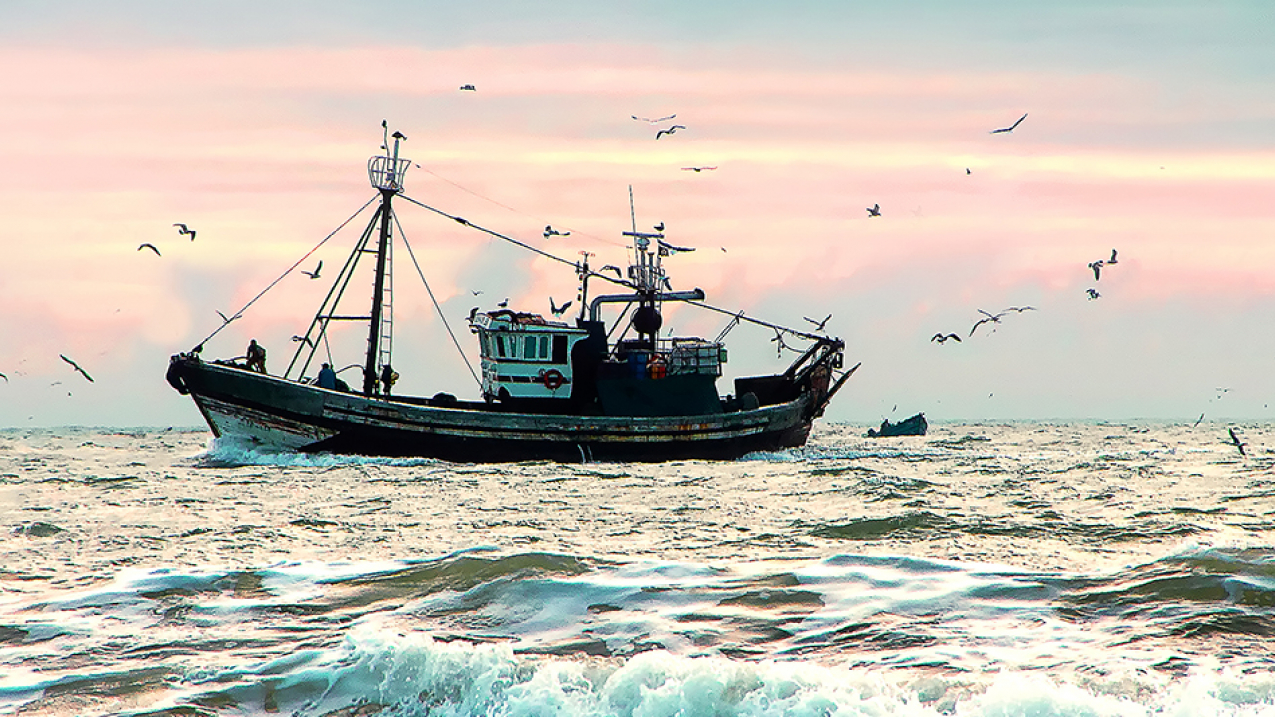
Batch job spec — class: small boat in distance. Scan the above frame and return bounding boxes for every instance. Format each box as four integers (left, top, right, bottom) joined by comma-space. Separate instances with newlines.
166, 129, 856, 461
866, 413, 928, 437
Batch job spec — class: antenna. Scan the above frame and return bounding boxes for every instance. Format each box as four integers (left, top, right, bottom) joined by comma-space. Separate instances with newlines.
381, 119, 389, 151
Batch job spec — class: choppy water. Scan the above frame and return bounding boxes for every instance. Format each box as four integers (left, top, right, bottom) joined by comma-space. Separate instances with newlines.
2, 422, 1274, 716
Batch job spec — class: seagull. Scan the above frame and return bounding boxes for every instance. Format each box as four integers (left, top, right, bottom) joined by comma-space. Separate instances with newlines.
866, 204, 881, 217
931, 333, 962, 344
216, 310, 237, 325
471, 289, 483, 296
1086, 288, 1101, 300
468, 307, 480, 322
969, 309, 1006, 336
497, 298, 509, 308
1226, 427, 1247, 457
1003, 306, 1037, 313
990, 113, 1028, 134
301, 261, 323, 279
549, 297, 573, 316
966, 168, 972, 175
60, 354, 93, 383
138, 243, 161, 256
459, 84, 476, 91
0, 372, 7, 382
633, 114, 676, 124
543, 225, 570, 239
291, 335, 313, 347
174, 223, 196, 240
681, 166, 717, 172
1108, 248, 1119, 264
804, 314, 832, 331
653, 222, 665, 232
655, 125, 686, 140
1088, 260, 1104, 281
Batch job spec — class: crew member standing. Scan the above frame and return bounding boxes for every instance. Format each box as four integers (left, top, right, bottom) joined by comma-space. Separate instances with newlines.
245, 339, 267, 373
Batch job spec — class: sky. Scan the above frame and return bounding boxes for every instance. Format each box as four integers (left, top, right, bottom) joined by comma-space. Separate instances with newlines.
2, 0, 1274, 427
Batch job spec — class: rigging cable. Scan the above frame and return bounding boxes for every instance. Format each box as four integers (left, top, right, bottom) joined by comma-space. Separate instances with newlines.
398, 192, 828, 344
391, 211, 483, 388
192, 194, 379, 351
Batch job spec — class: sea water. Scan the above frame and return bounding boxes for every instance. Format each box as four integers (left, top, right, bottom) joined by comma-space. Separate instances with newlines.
1, 422, 1273, 716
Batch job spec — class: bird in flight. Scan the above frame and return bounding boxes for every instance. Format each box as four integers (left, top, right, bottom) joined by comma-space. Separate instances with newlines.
681, 166, 717, 172
0, 372, 7, 382
543, 225, 570, 239
1088, 260, 1104, 281
301, 261, 323, 279
1003, 306, 1037, 314
804, 314, 832, 331
968, 307, 1032, 336
291, 335, 313, 347
60, 354, 93, 383
549, 297, 573, 317
655, 125, 686, 140
866, 204, 881, 217
138, 243, 161, 256
633, 114, 676, 124
216, 310, 237, 325
173, 223, 196, 240
471, 289, 483, 296
931, 333, 962, 344
1226, 427, 1247, 457
990, 113, 1028, 134
966, 168, 972, 175
459, 84, 476, 91
1108, 249, 1119, 264
1086, 288, 1101, 300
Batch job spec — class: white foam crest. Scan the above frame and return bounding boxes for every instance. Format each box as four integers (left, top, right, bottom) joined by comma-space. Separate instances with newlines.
251, 631, 1275, 717
195, 435, 444, 469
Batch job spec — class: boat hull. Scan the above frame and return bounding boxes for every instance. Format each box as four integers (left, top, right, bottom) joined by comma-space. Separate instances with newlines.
169, 357, 817, 461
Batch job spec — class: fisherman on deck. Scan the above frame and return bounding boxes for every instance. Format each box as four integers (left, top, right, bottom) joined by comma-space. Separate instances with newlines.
317, 362, 337, 389
246, 339, 267, 373
380, 364, 399, 396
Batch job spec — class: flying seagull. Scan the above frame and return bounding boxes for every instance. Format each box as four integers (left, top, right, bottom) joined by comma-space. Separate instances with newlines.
990, 113, 1028, 134
866, 204, 881, 217
291, 335, 313, 347
1088, 260, 1104, 281
1003, 306, 1037, 313
543, 225, 570, 239
459, 84, 476, 91
932, 333, 962, 343
969, 309, 1007, 336
1086, 288, 1101, 300
681, 166, 717, 172
549, 297, 573, 317
216, 310, 237, 325
633, 114, 676, 124
301, 261, 323, 279
173, 223, 196, 240
655, 125, 686, 140
59, 354, 94, 383
1108, 248, 1119, 264
138, 243, 161, 256
1227, 427, 1247, 457
804, 314, 832, 331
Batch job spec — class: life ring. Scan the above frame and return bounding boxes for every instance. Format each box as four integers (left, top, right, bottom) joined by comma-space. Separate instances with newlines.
542, 369, 565, 390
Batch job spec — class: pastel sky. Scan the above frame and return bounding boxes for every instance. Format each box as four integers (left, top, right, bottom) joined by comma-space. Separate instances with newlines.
2, 1, 1274, 427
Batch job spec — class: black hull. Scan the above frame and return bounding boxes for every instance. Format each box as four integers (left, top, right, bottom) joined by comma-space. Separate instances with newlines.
168, 357, 821, 462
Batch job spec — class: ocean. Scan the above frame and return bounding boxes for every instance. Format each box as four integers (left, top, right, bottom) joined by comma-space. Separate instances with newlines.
1, 421, 1273, 716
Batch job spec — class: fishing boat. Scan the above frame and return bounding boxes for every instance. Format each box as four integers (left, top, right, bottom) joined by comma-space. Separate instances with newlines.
866, 412, 928, 437
166, 129, 857, 461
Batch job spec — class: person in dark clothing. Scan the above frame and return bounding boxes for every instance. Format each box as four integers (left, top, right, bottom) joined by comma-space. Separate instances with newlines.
246, 339, 267, 373
380, 364, 399, 396
317, 362, 337, 389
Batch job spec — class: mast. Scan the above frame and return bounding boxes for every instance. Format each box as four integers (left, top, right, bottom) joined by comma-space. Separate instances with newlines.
363, 128, 408, 395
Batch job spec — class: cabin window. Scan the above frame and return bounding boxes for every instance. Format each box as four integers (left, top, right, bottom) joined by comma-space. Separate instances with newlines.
553, 335, 568, 363
524, 335, 537, 360
540, 335, 550, 359
496, 334, 506, 358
